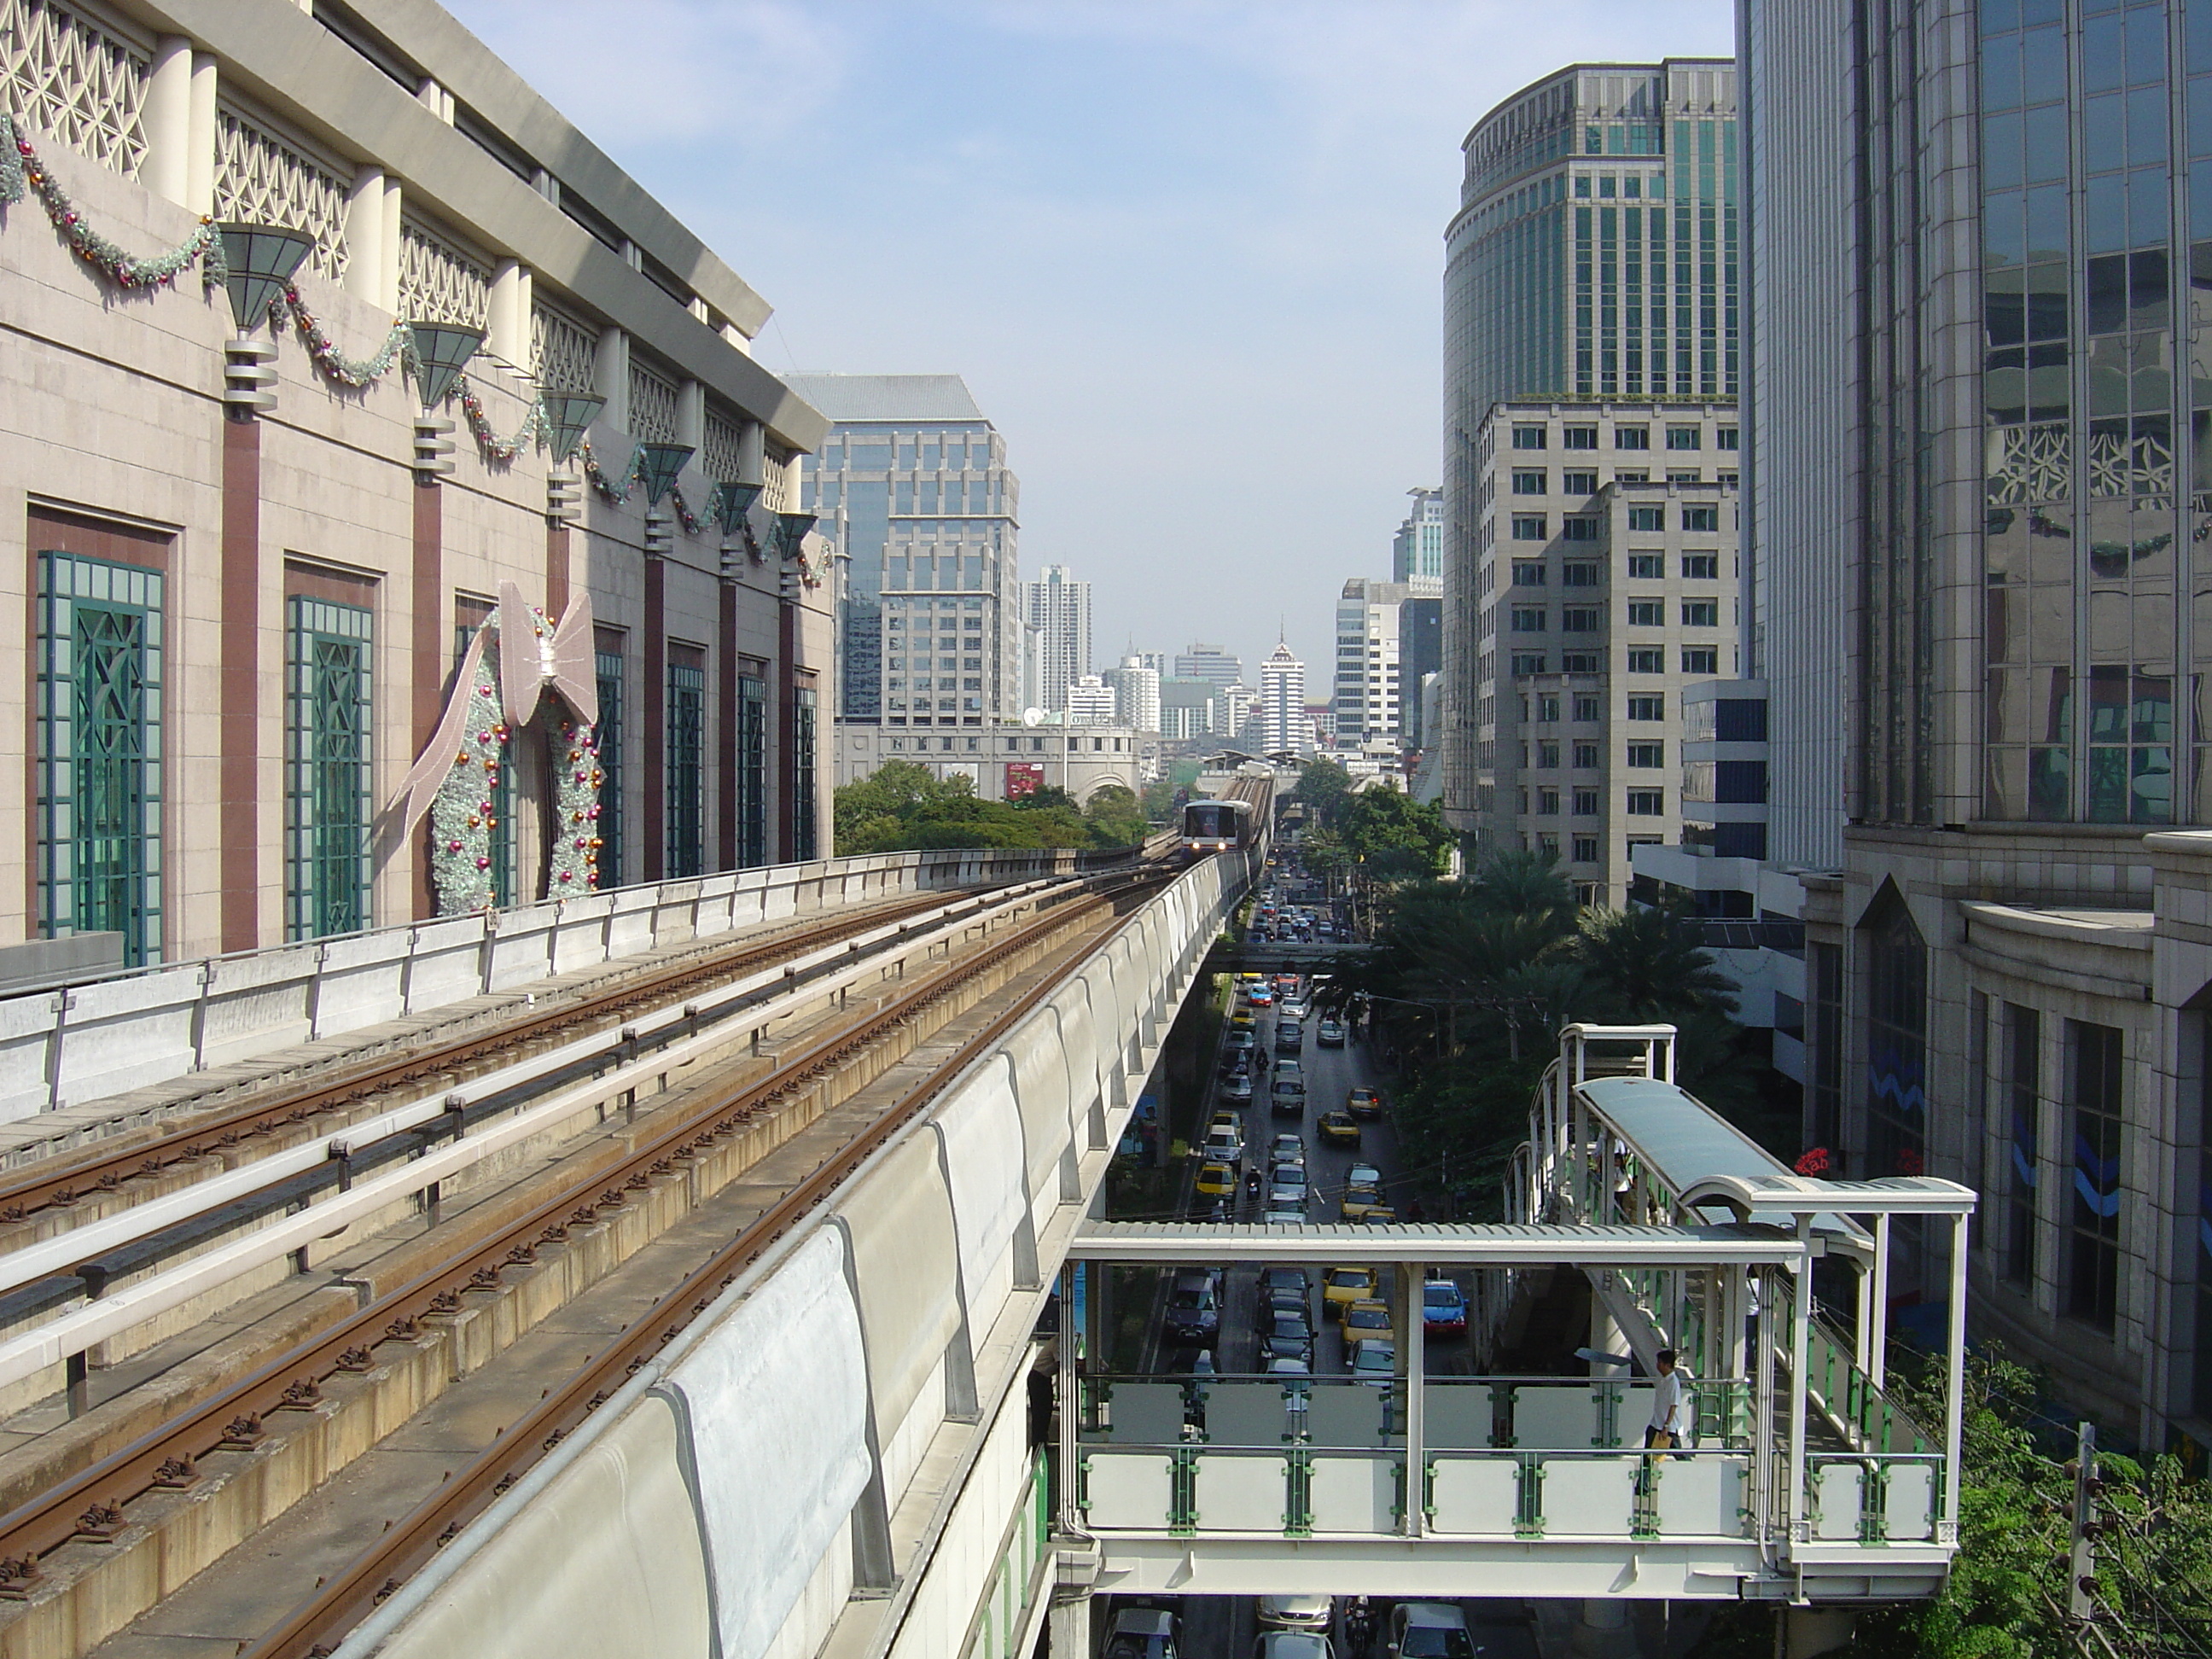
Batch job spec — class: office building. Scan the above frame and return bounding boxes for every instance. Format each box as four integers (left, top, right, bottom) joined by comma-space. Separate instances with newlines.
0, 0, 833, 977
1158, 678, 1220, 742
1400, 595, 1443, 751
1103, 655, 1161, 733
1334, 579, 1432, 746
1174, 643, 1243, 691
833, 720, 1141, 804
1441, 59, 1740, 840
1394, 488, 1446, 583
1021, 563, 1091, 715
789, 375, 1020, 732
1469, 403, 1741, 909
1066, 675, 1117, 726
1745, 0, 2212, 1452
1258, 643, 1307, 760
1632, 8, 1854, 1107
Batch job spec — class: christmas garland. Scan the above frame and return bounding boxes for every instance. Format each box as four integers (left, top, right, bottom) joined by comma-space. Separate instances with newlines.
579, 438, 637, 504
1, 112, 223, 291
274, 286, 412, 387
667, 484, 704, 536
454, 370, 550, 463
427, 630, 509, 914
547, 719, 604, 891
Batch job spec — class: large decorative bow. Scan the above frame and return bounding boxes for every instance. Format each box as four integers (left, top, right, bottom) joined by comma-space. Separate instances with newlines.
388, 585, 597, 836
498, 580, 597, 732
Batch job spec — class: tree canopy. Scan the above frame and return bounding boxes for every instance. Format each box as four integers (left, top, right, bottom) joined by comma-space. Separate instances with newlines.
832, 761, 1154, 856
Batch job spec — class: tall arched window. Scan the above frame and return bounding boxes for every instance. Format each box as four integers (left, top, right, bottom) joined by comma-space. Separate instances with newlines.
1865, 896, 1928, 1178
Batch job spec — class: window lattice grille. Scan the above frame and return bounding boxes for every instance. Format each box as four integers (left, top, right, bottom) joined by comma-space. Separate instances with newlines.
399, 214, 491, 329
287, 597, 373, 940
214, 101, 350, 282
2, 0, 149, 178
763, 446, 794, 511
628, 358, 679, 443
595, 649, 624, 888
37, 551, 163, 966
664, 661, 705, 876
702, 408, 744, 481
531, 297, 597, 391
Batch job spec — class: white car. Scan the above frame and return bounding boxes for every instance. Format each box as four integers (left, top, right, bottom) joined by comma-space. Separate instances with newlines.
1257, 1594, 1332, 1631
1387, 1602, 1475, 1659
1253, 1633, 1332, 1659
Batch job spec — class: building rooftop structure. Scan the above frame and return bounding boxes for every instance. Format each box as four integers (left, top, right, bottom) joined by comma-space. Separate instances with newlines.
782, 373, 986, 423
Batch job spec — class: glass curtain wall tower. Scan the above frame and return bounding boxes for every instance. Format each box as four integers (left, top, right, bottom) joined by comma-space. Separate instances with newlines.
1442, 60, 1740, 834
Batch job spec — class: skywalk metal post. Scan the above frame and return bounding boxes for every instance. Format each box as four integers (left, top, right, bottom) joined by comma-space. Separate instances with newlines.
1402, 1260, 1425, 1539
1787, 1214, 1812, 1545
1870, 1212, 1892, 1388
1943, 1211, 1969, 1544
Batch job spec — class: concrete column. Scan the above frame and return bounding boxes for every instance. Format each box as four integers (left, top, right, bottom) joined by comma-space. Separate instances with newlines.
411, 480, 445, 918
184, 53, 218, 216
1569, 1600, 1638, 1659
380, 178, 403, 312
1049, 1598, 1092, 1659
736, 418, 766, 486
676, 379, 705, 453
642, 553, 665, 881
344, 166, 387, 307
219, 417, 261, 952
1401, 1262, 1426, 1538
142, 38, 194, 207
593, 327, 631, 434
1785, 1610, 1854, 1657
486, 259, 530, 366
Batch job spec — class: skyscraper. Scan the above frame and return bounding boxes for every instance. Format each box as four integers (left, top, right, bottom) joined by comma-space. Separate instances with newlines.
1441, 61, 1741, 883
1334, 579, 1426, 745
1259, 643, 1307, 759
1021, 564, 1091, 714
1394, 488, 1446, 583
1174, 644, 1244, 691
1103, 655, 1161, 733
1757, 0, 2212, 1451
790, 375, 1020, 731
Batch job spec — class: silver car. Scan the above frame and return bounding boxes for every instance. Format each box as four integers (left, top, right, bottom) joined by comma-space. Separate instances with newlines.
1254, 1633, 1333, 1659
1257, 1594, 1332, 1631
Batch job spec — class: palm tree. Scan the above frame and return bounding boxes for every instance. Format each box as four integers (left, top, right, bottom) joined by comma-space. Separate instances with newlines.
1573, 905, 1739, 1023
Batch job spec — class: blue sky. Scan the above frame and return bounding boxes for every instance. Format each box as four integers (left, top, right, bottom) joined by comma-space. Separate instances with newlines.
448, 0, 1733, 686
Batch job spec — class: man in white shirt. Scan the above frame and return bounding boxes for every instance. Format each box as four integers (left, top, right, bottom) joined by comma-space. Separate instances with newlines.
1644, 1349, 1692, 1450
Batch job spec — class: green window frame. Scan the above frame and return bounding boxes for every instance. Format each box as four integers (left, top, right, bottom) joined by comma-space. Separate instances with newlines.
666, 660, 706, 877
37, 551, 164, 966
790, 684, 818, 861
596, 647, 624, 888
286, 596, 374, 940
736, 672, 767, 868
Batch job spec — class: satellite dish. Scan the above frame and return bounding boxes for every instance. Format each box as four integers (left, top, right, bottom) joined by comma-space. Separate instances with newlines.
1022, 707, 1044, 728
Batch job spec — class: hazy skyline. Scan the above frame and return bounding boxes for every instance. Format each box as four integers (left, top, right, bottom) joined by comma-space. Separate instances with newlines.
448, 0, 1734, 684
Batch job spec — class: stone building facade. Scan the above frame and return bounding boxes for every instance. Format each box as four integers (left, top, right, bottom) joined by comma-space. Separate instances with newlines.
1, 0, 833, 970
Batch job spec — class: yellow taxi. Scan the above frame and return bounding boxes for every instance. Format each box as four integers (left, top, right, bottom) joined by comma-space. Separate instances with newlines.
1347, 1086, 1385, 1121
1316, 1109, 1361, 1149
1196, 1161, 1238, 1198
1339, 1184, 1390, 1221
1342, 1297, 1396, 1346
1323, 1266, 1378, 1321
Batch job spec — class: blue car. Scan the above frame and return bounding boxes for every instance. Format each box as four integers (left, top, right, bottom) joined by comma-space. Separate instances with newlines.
1423, 1278, 1469, 1337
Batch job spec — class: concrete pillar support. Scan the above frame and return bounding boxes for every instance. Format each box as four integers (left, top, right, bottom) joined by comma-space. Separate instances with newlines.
487, 259, 529, 365
676, 379, 706, 452
345, 166, 387, 307
143, 38, 194, 207
1568, 1599, 1638, 1659
380, 178, 403, 313
594, 327, 631, 434
185, 53, 218, 216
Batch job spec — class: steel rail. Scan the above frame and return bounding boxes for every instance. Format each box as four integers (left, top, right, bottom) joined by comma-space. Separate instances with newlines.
245, 866, 1173, 1659
0, 882, 1052, 1225
0, 876, 1082, 1308
0, 867, 1167, 1604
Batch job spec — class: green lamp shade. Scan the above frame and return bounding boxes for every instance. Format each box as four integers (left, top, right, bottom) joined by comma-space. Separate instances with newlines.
216, 224, 315, 334
539, 392, 606, 464
772, 511, 819, 560
410, 323, 486, 410
636, 443, 696, 507
711, 480, 765, 536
